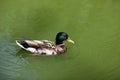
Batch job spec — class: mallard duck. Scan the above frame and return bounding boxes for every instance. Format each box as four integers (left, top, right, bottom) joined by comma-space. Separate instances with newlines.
16, 32, 74, 55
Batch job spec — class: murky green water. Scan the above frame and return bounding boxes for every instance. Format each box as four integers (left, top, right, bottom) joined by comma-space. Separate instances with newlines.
0, 0, 120, 80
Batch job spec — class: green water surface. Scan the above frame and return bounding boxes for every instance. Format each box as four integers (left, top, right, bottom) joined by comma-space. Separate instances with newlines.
0, 0, 120, 80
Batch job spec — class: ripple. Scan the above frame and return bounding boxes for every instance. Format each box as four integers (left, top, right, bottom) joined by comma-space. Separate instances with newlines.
0, 32, 29, 80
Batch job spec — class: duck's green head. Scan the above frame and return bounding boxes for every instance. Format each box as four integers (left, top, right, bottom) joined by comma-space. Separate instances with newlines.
55, 32, 74, 45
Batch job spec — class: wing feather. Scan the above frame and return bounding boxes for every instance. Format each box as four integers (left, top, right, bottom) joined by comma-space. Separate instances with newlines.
25, 40, 56, 49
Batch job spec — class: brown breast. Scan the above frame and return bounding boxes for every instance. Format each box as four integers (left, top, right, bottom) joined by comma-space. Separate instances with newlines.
56, 44, 67, 54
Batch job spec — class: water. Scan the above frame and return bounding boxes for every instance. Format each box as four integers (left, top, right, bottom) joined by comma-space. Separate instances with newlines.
0, 0, 120, 80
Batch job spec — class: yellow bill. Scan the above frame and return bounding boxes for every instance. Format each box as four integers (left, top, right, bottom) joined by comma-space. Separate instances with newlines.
67, 37, 75, 44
